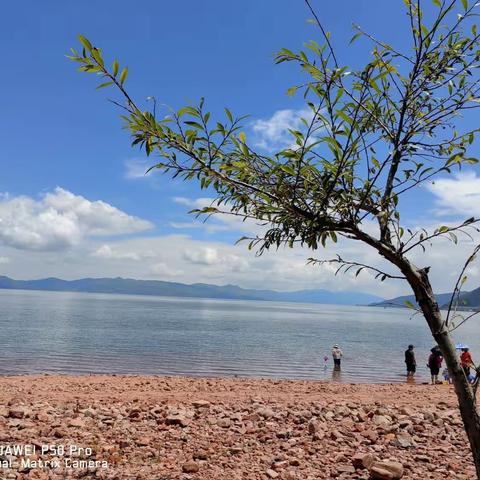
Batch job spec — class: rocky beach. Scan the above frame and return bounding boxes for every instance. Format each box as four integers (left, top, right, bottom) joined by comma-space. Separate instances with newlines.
0, 375, 476, 479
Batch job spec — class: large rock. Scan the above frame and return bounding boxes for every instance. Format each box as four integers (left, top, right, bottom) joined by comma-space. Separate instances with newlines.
257, 407, 275, 419
393, 432, 413, 448
307, 420, 320, 435
182, 461, 199, 473
361, 429, 379, 443
337, 464, 356, 474
165, 414, 189, 427
266, 469, 279, 479
372, 415, 392, 427
67, 417, 85, 428
217, 418, 231, 428
193, 449, 209, 460
352, 453, 376, 470
8, 407, 29, 419
369, 461, 404, 479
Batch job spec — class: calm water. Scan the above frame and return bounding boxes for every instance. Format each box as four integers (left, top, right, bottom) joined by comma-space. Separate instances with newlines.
0, 289, 479, 383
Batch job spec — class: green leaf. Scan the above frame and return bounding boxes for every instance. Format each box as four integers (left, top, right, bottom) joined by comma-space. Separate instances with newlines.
184, 121, 203, 129
78, 34, 92, 51
448, 232, 458, 244
96, 81, 114, 90
224, 108, 233, 123
112, 59, 119, 77
120, 67, 128, 85
239, 132, 247, 143
286, 86, 298, 96
461, 0, 468, 10
178, 106, 199, 117
337, 110, 353, 124
91, 48, 104, 66
432, 0, 441, 6
280, 165, 295, 175
404, 300, 415, 309
349, 32, 362, 44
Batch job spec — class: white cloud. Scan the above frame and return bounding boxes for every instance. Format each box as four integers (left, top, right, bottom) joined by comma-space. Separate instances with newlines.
172, 197, 214, 208
3, 186, 480, 299
426, 171, 480, 218
149, 262, 184, 278
0, 257, 9, 264
124, 158, 154, 179
3, 223, 480, 298
0, 188, 153, 252
251, 107, 313, 150
183, 247, 220, 265
91, 244, 155, 261
171, 196, 265, 236
169, 221, 230, 233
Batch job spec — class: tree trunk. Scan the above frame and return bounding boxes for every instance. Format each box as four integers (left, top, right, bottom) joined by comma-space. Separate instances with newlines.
353, 229, 480, 475
405, 266, 480, 478
433, 327, 480, 478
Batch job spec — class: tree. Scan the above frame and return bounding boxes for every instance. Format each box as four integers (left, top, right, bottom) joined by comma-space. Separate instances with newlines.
69, 0, 480, 474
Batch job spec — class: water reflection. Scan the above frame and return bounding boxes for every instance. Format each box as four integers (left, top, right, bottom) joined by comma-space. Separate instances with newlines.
331, 367, 342, 382
406, 374, 416, 385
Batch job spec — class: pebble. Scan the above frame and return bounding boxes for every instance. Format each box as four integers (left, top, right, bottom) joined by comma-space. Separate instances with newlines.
0, 375, 473, 480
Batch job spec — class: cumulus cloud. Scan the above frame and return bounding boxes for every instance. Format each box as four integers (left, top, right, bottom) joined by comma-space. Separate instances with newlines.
426, 171, 480, 218
3, 186, 480, 298
183, 247, 220, 265
251, 107, 313, 150
3, 224, 478, 298
0, 188, 153, 252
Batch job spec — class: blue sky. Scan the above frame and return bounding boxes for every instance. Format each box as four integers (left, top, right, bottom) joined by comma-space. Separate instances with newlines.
1, 1, 479, 297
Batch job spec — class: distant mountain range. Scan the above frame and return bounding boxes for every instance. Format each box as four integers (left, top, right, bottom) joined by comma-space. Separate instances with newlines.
370, 287, 480, 310
0, 275, 383, 306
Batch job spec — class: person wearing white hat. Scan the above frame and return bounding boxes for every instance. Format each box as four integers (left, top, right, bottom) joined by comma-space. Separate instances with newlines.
332, 344, 343, 369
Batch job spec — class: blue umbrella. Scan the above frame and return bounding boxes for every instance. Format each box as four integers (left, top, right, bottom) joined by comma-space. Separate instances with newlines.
455, 343, 469, 349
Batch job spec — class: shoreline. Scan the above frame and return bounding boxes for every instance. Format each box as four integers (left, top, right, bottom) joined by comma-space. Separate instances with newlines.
0, 371, 434, 385
0, 374, 476, 479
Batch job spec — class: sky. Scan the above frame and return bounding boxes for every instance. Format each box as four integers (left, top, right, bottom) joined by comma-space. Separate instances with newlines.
1, 0, 480, 298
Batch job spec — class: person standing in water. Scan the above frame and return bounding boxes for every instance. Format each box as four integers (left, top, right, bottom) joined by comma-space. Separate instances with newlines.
332, 344, 343, 369
427, 347, 443, 384
404, 345, 416, 377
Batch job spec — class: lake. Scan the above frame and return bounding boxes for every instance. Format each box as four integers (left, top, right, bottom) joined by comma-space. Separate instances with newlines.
0, 289, 478, 383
